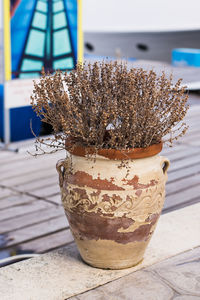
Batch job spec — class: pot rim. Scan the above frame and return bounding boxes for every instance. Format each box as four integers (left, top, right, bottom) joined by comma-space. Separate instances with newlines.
65, 139, 163, 160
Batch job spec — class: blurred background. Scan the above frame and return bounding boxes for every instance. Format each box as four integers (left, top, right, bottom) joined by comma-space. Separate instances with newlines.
83, 0, 200, 62
1, 0, 200, 144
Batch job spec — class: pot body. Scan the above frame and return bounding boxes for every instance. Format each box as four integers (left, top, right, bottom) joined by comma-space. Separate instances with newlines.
57, 153, 169, 269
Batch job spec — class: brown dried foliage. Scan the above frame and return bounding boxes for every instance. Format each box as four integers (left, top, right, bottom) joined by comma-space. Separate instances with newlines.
31, 61, 189, 152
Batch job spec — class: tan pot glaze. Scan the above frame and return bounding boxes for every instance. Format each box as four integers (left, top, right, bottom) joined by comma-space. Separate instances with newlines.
56, 144, 170, 269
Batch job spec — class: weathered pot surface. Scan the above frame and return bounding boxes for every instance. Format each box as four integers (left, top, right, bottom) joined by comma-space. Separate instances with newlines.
56, 143, 170, 269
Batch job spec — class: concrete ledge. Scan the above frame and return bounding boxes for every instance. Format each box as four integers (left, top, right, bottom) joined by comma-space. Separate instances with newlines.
0, 203, 200, 300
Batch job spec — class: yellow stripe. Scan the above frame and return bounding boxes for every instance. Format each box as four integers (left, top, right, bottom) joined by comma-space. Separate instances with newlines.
77, 0, 83, 64
3, 0, 11, 81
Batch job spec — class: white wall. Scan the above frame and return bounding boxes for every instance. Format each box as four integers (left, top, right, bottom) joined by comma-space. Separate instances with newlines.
83, 0, 200, 32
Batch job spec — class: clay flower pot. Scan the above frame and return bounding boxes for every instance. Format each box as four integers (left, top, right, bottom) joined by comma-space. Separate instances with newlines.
56, 142, 170, 269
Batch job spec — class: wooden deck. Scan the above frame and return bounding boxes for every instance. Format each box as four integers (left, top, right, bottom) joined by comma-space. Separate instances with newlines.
0, 102, 200, 258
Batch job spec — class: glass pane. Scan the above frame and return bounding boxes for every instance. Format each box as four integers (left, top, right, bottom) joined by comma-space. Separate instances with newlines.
53, 12, 67, 30
19, 72, 40, 79
21, 59, 43, 71
53, 1, 64, 13
36, 1, 48, 13
53, 29, 71, 56
25, 30, 45, 57
32, 12, 47, 30
53, 57, 74, 69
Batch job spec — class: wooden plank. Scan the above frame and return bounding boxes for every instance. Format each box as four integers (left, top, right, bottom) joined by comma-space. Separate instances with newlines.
0, 206, 65, 234
184, 111, 200, 120
0, 156, 57, 177
0, 167, 57, 187
0, 151, 15, 159
0, 150, 65, 168
28, 185, 60, 198
0, 199, 52, 222
0, 164, 56, 182
46, 194, 62, 204
162, 145, 199, 162
180, 139, 200, 147
18, 229, 73, 253
0, 188, 17, 200
0, 148, 64, 165
185, 106, 200, 116
185, 116, 200, 124
166, 173, 200, 196
10, 138, 65, 155
2, 215, 68, 248
161, 144, 186, 156
167, 163, 200, 183
0, 194, 35, 210
0, 150, 65, 180
0, 149, 65, 166
168, 153, 200, 173
13, 175, 58, 193
179, 130, 200, 142
181, 125, 200, 136
0, 152, 34, 167
163, 197, 200, 213
164, 185, 200, 212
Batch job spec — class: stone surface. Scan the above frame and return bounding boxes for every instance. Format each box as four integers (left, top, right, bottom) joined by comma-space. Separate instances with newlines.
0, 203, 199, 300
72, 271, 174, 300
70, 247, 200, 300
149, 246, 200, 297
174, 297, 200, 300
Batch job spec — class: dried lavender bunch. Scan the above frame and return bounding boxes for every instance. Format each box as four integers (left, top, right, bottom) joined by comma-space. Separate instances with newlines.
31, 61, 189, 152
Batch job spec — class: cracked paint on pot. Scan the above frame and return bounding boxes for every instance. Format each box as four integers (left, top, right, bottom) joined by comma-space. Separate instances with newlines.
56, 144, 169, 269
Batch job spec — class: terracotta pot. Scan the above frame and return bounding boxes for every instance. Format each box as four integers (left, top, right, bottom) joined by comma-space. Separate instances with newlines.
56, 143, 170, 269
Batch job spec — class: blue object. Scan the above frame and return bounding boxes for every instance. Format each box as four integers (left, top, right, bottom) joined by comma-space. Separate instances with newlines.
11, 0, 77, 79
11, 0, 36, 76
10, 106, 41, 142
172, 48, 200, 67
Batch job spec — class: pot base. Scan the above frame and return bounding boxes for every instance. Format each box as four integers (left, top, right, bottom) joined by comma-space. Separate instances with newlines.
75, 238, 148, 270
81, 256, 143, 270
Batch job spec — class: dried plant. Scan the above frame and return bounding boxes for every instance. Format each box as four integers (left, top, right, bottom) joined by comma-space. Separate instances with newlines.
31, 61, 189, 154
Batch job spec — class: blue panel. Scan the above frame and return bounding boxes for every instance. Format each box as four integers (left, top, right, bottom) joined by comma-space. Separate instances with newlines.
11, 0, 37, 73
172, 48, 200, 67
21, 59, 43, 71
10, 106, 41, 142
19, 72, 40, 79
53, 29, 71, 56
53, 12, 67, 30
32, 11, 47, 30
36, 1, 48, 13
53, 57, 74, 69
53, 1, 64, 13
0, 85, 4, 141
64, 0, 77, 61
25, 30, 45, 57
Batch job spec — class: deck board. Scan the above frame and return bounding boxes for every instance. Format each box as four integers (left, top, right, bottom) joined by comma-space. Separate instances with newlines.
18, 229, 73, 253
1, 215, 68, 248
0, 168, 57, 186
0, 187, 17, 200
166, 172, 200, 195
0, 102, 200, 257
0, 199, 51, 221
0, 206, 64, 234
